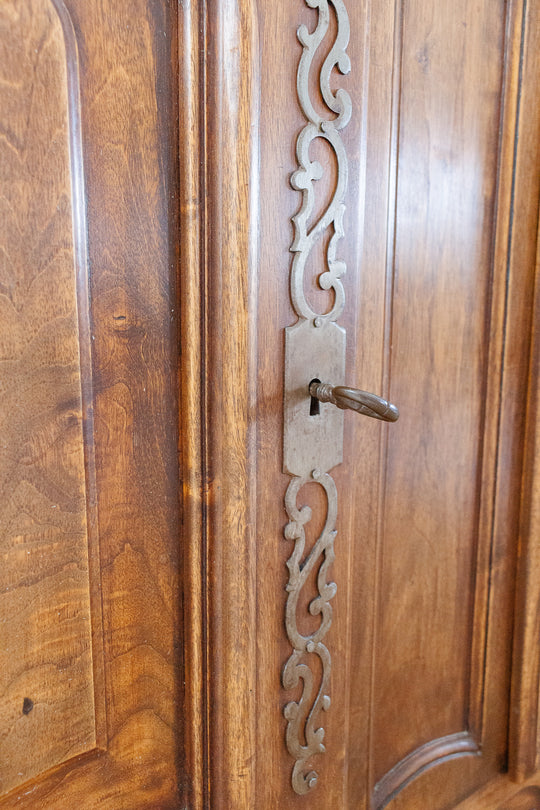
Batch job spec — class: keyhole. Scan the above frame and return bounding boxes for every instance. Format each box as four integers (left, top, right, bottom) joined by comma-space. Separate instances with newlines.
309, 378, 321, 416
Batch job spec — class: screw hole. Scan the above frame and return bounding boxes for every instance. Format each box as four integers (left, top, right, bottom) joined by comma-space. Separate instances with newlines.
309, 378, 321, 416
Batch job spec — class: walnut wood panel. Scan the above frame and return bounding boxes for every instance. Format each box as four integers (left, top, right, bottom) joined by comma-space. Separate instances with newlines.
0, 1, 183, 806
183, 0, 540, 808
0, 0, 95, 795
355, 1, 539, 806
508, 0, 540, 781
189, 2, 260, 807
371, 0, 509, 794
510, 214, 540, 779
456, 773, 540, 809
502, 787, 540, 810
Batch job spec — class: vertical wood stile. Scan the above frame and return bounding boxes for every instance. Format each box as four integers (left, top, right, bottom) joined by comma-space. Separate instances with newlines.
508, 1, 540, 777
181, 1, 261, 807
178, 1, 206, 806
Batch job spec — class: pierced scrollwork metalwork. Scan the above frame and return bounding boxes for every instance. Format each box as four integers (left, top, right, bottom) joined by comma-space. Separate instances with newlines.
283, 0, 351, 796
290, 0, 351, 327
283, 470, 337, 794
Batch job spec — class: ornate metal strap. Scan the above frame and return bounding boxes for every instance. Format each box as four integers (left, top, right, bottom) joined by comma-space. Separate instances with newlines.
282, 0, 351, 795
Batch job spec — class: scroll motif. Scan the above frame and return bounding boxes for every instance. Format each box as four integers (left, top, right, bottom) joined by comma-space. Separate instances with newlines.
283, 0, 351, 795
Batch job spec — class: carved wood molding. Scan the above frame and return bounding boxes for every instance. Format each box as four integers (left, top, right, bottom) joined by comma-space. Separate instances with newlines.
179, 1, 261, 807
372, 733, 480, 810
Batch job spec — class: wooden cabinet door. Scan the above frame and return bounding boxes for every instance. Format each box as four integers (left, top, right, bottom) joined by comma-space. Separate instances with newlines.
181, 0, 540, 808
2, 1, 539, 808
0, 1, 182, 806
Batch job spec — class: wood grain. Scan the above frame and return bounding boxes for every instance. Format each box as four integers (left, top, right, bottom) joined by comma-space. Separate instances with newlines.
510, 212, 540, 778
178, 1, 206, 807
372, 0, 508, 788
203, 1, 260, 806
507, 0, 540, 781
0, 0, 183, 806
0, 0, 95, 794
185, 0, 540, 808
2, 0, 537, 806
456, 774, 540, 809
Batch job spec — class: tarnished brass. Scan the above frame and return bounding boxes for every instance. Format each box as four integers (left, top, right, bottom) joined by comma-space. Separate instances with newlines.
309, 381, 399, 422
282, 0, 351, 796
282, 0, 400, 795
283, 321, 345, 477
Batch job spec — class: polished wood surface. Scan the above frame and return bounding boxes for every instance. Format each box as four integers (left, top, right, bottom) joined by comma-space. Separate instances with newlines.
0, 1, 183, 806
1, 0, 539, 806
178, 2, 206, 808
0, 1, 95, 794
456, 773, 540, 809
182, 0, 540, 807
508, 1, 540, 782
371, 0, 510, 797
196, 2, 260, 806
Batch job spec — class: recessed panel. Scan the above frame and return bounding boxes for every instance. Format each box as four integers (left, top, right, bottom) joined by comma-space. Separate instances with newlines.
372, 0, 507, 793
0, 0, 96, 795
